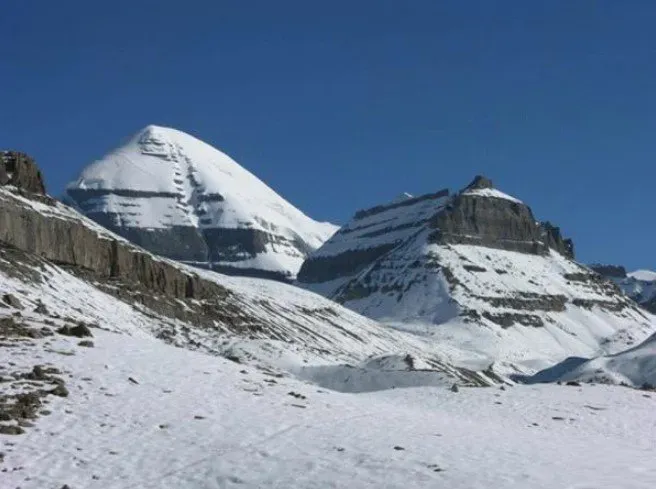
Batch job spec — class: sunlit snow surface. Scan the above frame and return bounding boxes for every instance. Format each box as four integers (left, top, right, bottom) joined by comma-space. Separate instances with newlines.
2, 328, 656, 489
531, 332, 656, 387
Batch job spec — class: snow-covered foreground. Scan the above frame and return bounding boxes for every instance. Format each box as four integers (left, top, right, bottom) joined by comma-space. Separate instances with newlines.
3, 327, 656, 489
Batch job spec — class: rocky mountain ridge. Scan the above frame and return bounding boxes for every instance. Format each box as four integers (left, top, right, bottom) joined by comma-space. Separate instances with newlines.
0, 151, 47, 195
590, 264, 656, 313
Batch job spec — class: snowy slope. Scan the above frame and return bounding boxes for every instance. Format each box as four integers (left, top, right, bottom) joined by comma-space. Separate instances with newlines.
2, 322, 656, 489
0, 247, 480, 393
299, 178, 655, 373
65, 125, 337, 280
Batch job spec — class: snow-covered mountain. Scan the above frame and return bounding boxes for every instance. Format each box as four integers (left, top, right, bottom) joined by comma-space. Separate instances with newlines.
590, 265, 656, 313
298, 176, 655, 372
64, 125, 337, 281
1, 154, 488, 390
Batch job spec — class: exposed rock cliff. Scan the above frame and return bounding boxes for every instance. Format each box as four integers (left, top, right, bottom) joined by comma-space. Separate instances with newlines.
1, 151, 47, 195
590, 264, 628, 278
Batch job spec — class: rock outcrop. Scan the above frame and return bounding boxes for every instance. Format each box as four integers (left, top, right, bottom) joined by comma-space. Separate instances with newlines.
590, 264, 627, 278
592, 265, 656, 313
428, 177, 573, 258
1, 151, 47, 195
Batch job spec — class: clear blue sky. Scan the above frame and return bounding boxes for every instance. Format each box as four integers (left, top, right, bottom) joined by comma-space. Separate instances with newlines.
2, 1, 654, 270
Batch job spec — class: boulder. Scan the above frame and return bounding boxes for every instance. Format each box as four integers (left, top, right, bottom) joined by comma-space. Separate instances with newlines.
57, 323, 93, 338
2, 293, 24, 310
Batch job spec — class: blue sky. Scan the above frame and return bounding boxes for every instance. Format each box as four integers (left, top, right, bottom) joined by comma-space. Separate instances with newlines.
2, 1, 654, 270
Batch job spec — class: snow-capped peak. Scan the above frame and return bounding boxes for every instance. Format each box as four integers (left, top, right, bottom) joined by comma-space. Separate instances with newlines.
628, 270, 656, 282
65, 125, 338, 280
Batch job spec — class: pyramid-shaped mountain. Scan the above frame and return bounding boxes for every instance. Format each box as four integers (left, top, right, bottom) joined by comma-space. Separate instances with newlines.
64, 125, 337, 281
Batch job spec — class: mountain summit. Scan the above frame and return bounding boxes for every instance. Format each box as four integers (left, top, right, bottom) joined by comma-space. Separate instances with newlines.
64, 125, 337, 281
298, 176, 652, 371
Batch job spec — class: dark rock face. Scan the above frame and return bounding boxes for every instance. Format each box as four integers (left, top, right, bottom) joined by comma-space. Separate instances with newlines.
466, 175, 494, 189
67, 197, 302, 282
298, 245, 397, 284
539, 222, 575, 260
429, 178, 574, 259
428, 192, 548, 255
85, 215, 210, 264
644, 296, 656, 314
589, 264, 627, 278
2, 293, 24, 309
0, 152, 46, 195
66, 193, 305, 282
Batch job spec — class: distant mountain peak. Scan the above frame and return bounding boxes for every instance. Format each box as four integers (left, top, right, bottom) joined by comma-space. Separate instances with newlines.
629, 269, 656, 282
